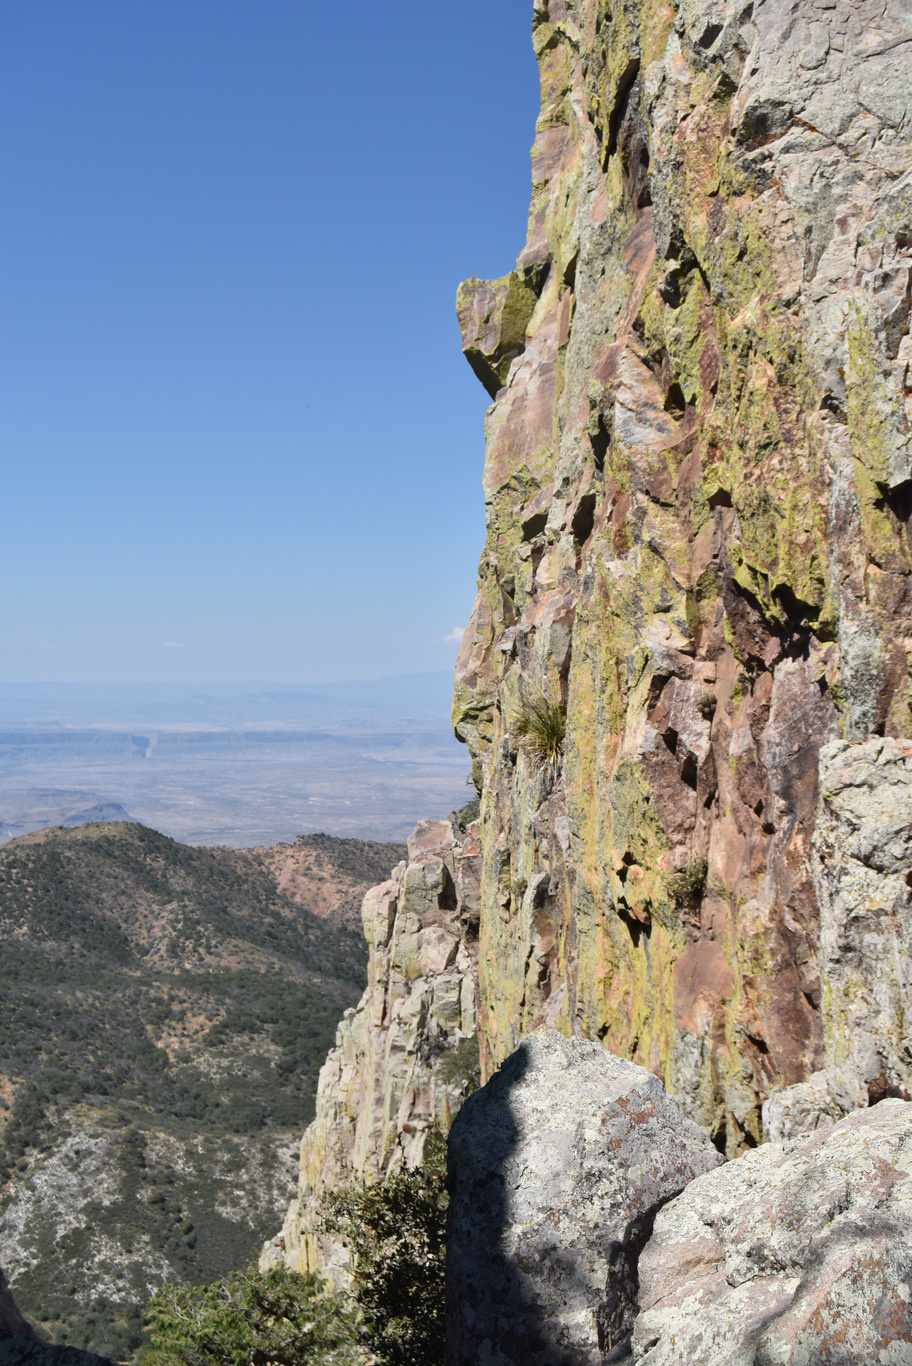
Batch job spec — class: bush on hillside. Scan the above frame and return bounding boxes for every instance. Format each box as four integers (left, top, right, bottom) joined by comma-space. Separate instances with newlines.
321, 1129, 448, 1366
144, 1265, 355, 1366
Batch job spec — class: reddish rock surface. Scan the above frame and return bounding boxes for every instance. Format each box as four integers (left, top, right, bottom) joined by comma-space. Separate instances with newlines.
450, 0, 912, 1149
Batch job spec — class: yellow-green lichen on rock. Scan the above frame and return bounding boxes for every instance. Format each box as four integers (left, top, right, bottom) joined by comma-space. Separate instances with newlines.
270, 1, 912, 1292
453, 0, 912, 1153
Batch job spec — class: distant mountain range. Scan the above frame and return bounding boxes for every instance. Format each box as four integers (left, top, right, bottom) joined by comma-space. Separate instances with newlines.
0, 674, 457, 728
0, 792, 137, 844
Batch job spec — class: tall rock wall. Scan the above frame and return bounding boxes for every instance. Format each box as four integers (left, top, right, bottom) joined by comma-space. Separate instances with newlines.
454, 0, 912, 1152
262, 819, 481, 1282
269, 0, 912, 1283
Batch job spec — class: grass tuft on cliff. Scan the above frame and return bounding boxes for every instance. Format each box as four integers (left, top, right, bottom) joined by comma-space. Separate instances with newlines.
512, 691, 566, 771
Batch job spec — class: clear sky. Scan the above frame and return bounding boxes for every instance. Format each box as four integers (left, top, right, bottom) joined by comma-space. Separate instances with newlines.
0, 2, 540, 683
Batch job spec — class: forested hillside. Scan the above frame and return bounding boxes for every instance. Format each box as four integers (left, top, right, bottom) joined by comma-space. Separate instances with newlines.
0, 822, 399, 1360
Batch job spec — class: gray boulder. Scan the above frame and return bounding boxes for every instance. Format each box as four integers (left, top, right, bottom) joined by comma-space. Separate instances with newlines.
633, 1100, 912, 1363
445, 1027, 721, 1366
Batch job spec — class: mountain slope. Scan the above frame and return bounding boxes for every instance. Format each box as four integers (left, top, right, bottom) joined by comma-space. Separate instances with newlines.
0, 822, 399, 1361
242, 832, 407, 928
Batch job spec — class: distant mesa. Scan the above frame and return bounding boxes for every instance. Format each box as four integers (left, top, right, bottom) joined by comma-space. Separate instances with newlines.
0, 791, 136, 843
61, 802, 135, 829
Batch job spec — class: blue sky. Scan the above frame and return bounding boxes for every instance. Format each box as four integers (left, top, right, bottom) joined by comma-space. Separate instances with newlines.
0, 2, 539, 683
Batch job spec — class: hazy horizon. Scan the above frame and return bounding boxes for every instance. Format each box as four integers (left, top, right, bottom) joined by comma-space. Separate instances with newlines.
0, 673, 470, 846
1, 3, 539, 684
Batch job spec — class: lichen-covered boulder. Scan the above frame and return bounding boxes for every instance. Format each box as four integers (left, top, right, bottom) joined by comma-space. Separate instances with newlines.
633, 1100, 912, 1363
455, 272, 537, 399
445, 1027, 721, 1366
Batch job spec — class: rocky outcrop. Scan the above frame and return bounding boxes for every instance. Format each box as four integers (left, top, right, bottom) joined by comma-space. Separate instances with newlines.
457, 274, 540, 399
262, 817, 481, 1284
634, 1099, 912, 1362
452, 0, 912, 1149
445, 1043, 912, 1364
271, 0, 912, 1302
445, 1028, 720, 1366
766, 735, 912, 1139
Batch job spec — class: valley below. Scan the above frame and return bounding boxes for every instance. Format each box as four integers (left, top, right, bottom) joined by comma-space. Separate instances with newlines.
0, 677, 470, 847
0, 821, 404, 1360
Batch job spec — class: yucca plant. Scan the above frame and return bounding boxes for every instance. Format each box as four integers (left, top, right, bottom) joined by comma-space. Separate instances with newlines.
512, 688, 566, 772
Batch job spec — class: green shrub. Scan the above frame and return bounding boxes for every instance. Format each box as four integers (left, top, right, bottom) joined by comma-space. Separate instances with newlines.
512, 690, 566, 770
144, 1265, 355, 1366
321, 1130, 448, 1366
697, 691, 717, 718
455, 796, 479, 825
667, 857, 708, 905
436, 1035, 481, 1098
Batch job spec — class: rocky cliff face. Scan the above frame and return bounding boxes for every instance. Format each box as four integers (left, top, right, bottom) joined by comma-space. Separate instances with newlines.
269, 0, 912, 1282
453, 0, 912, 1152
262, 818, 481, 1282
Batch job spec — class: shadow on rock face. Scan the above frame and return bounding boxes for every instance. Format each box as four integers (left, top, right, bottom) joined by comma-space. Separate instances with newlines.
444, 1041, 550, 1363
444, 1027, 721, 1366
1, 1268, 113, 1366
0, 1337, 113, 1366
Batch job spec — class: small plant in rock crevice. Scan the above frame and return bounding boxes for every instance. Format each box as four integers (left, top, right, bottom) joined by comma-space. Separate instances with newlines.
436, 1034, 481, 1098
512, 689, 567, 772
667, 857, 708, 906
697, 691, 717, 719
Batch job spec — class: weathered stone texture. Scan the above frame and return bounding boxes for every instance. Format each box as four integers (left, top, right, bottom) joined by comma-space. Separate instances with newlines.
446, 1028, 721, 1366
273, 0, 912, 1298
766, 735, 912, 1139
453, 0, 912, 1149
456, 273, 539, 399
633, 1100, 912, 1363
261, 818, 481, 1285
